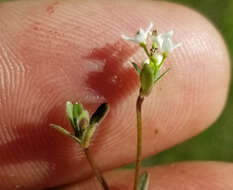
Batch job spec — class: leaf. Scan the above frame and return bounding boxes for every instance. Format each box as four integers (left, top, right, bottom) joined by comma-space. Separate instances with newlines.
131, 62, 141, 74
50, 124, 81, 143
66, 101, 73, 120
73, 102, 83, 122
90, 103, 109, 125
154, 68, 170, 84
50, 124, 72, 136
73, 103, 83, 136
138, 172, 150, 190
66, 101, 75, 127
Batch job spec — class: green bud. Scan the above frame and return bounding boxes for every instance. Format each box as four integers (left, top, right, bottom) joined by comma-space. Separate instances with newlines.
79, 110, 89, 123
152, 41, 157, 49
79, 118, 89, 130
78, 110, 90, 133
140, 63, 154, 97
73, 104, 89, 138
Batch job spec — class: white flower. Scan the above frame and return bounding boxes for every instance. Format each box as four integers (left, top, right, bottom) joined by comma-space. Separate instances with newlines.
121, 22, 154, 44
152, 30, 181, 53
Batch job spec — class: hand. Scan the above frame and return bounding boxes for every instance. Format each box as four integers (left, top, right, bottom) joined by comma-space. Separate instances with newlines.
0, 0, 230, 189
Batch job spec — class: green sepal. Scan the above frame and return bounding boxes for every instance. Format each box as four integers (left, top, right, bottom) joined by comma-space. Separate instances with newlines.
66, 101, 76, 128
73, 103, 83, 124
140, 64, 154, 97
66, 101, 73, 121
131, 62, 141, 74
90, 103, 109, 125
138, 172, 150, 190
154, 68, 170, 84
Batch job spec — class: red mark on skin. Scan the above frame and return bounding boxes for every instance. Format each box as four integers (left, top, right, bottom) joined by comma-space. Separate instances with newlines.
46, 1, 59, 15
85, 41, 139, 105
31, 21, 41, 31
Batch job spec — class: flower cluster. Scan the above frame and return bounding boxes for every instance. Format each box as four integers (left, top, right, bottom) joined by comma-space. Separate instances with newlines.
121, 22, 181, 97
51, 102, 109, 148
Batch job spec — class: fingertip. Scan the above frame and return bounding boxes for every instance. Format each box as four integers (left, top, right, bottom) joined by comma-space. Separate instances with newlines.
0, 0, 231, 189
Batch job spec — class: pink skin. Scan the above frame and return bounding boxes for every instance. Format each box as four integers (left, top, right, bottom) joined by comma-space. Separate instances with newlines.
0, 0, 230, 189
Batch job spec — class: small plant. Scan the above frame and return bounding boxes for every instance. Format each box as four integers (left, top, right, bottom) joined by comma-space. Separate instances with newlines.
50, 22, 181, 190
50, 101, 110, 190
122, 22, 181, 190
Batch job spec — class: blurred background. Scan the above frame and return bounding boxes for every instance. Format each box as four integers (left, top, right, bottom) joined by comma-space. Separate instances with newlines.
0, 0, 232, 166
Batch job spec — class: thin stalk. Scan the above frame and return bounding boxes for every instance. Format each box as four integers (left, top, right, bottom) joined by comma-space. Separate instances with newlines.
133, 92, 144, 190
84, 148, 109, 190
140, 43, 150, 57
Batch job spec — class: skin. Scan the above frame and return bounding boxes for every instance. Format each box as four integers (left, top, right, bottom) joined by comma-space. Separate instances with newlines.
0, 0, 231, 189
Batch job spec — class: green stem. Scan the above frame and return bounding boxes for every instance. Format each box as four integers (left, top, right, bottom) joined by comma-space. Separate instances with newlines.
84, 148, 109, 190
140, 43, 151, 58
158, 52, 168, 69
133, 92, 144, 190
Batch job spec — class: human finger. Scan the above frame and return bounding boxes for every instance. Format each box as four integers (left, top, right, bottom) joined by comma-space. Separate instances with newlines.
0, 0, 230, 189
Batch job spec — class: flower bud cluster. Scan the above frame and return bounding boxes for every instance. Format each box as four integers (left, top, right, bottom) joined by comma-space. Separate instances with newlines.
51, 102, 109, 148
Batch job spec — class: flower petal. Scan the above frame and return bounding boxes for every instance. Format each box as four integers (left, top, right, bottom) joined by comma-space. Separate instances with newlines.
145, 22, 154, 35
121, 22, 154, 44
121, 34, 137, 42
161, 38, 173, 52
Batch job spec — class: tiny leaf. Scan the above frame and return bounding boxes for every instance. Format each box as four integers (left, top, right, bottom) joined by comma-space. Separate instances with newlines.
131, 62, 141, 74
66, 101, 73, 120
66, 101, 75, 128
154, 68, 170, 84
50, 124, 81, 143
73, 102, 83, 122
138, 172, 150, 190
90, 103, 109, 125
50, 124, 72, 136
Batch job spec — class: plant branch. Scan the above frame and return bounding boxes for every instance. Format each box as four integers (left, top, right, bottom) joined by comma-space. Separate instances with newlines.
133, 92, 144, 190
84, 148, 109, 190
